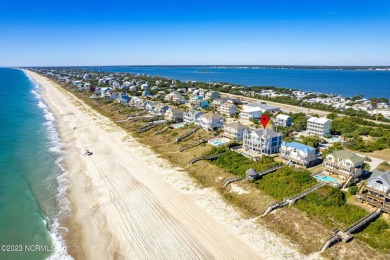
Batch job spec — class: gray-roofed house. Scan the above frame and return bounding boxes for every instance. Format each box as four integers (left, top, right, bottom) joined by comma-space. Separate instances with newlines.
242, 128, 283, 155
205, 91, 221, 100
274, 114, 292, 127
183, 110, 203, 125
356, 170, 390, 213
323, 150, 364, 180
217, 102, 237, 116
242, 103, 280, 114
197, 112, 223, 131
223, 121, 249, 141
164, 107, 184, 122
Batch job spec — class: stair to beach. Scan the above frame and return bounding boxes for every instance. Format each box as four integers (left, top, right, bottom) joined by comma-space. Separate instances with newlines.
187, 153, 225, 165
262, 183, 325, 216
174, 127, 200, 143
320, 207, 382, 252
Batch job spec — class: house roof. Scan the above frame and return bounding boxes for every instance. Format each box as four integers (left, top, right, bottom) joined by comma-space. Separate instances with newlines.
225, 121, 248, 130
169, 107, 183, 113
186, 110, 203, 116
281, 141, 315, 153
251, 128, 282, 138
220, 102, 236, 108
276, 114, 292, 120
242, 107, 262, 113
246, 168, 258, 177
245, 103, 279, 111
331, 150, 364, 164
308, 117, 330, 124
370, 170, 390, 186
200, 112, 222, 120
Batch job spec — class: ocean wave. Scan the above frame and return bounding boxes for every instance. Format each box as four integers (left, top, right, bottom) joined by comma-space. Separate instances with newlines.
31, 89, 41, 99
33, 83, 74, 260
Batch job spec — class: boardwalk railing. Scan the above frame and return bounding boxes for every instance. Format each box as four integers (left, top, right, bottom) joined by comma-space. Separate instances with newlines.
262, 183, 325, 217
222, 177, 246, 188
188, 153, 225, 165
179, 139, 207, 152
174, 127, 200, 143
320, 207, 382, 252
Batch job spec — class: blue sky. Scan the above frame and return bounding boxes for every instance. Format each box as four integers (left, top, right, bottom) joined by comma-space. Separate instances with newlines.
0, 0, 389, 66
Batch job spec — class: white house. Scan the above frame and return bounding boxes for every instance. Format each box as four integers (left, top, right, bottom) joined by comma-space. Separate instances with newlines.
307, 117, 332, 136
240, 107, 262, 122
367, 170, 390, 193
198, 112, 223, 131
323, 150, 364, 180
223, 122, 249, 141
280, 141, 319, 167
164, 107, 184, 122
242, 128, 283, 155
183, 110, 203, 125
275, 114, 292, 127
205, 91, 221, 100
242, 103, 280, 114
218, 103, 237, 116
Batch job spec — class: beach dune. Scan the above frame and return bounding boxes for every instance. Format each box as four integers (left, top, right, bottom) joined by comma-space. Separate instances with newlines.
24, 70, 305, 260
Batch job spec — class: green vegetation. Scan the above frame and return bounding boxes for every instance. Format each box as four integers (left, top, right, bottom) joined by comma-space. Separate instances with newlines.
296, 186, 368, 227
255, 167, 317, 200
348, 186, 358, 195
300, 136, 322, 148
356, 219, 390, 252
207, 148, 280, 177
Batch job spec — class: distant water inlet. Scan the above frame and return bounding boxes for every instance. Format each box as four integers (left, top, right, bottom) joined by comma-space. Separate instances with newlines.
89, 66, 390, 99
0, 68, 72, 260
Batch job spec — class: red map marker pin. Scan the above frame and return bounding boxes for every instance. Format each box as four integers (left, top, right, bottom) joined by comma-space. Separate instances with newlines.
260, 115, 270, 129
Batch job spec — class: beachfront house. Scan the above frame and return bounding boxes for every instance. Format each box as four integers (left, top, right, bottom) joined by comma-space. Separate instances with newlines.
153, 104, 169, 115
307, 117, 332, 136
107, 91, 119, 100
129, 97, 144, 107
217, 102, 237, 116
183, 110, 203, 125
274, 114, 292, 127
356, 170, 390, 213
164, 107, 184, 122
242, 128, 283, 155
115, 93, 131, 104
222, 122, 249, 141
242, 103, 280, 114
240, 107, 262, 122
280, 141, 320, 167
323, 150, 364, 181
197, 112, 223, 131
144, 101, 157, 112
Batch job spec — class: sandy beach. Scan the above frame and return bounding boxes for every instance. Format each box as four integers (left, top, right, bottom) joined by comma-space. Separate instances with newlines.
24, 70, 310, 260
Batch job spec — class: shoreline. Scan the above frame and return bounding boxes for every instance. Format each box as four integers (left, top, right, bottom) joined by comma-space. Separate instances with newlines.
24, 70, 310, 259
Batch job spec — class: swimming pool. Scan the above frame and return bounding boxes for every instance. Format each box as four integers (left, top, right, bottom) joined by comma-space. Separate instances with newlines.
314, 175, 339, 183
208, 137, 230, 146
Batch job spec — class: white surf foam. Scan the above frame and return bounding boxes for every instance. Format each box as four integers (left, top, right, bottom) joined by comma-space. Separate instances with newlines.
31, 78, 74, 260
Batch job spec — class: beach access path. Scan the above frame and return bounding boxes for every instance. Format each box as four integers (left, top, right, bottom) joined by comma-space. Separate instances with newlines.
24, 70, 309, 259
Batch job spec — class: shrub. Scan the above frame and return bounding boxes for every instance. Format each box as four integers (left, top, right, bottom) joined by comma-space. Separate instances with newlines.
348, 186, 358, 195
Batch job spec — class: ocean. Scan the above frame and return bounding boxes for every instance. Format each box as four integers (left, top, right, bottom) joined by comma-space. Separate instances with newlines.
0, 68, 71, 260
88, 66, 390, 99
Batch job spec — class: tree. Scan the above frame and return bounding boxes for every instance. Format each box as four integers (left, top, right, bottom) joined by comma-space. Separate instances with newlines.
349, 186, 358, 195
327, 112, 338, 120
